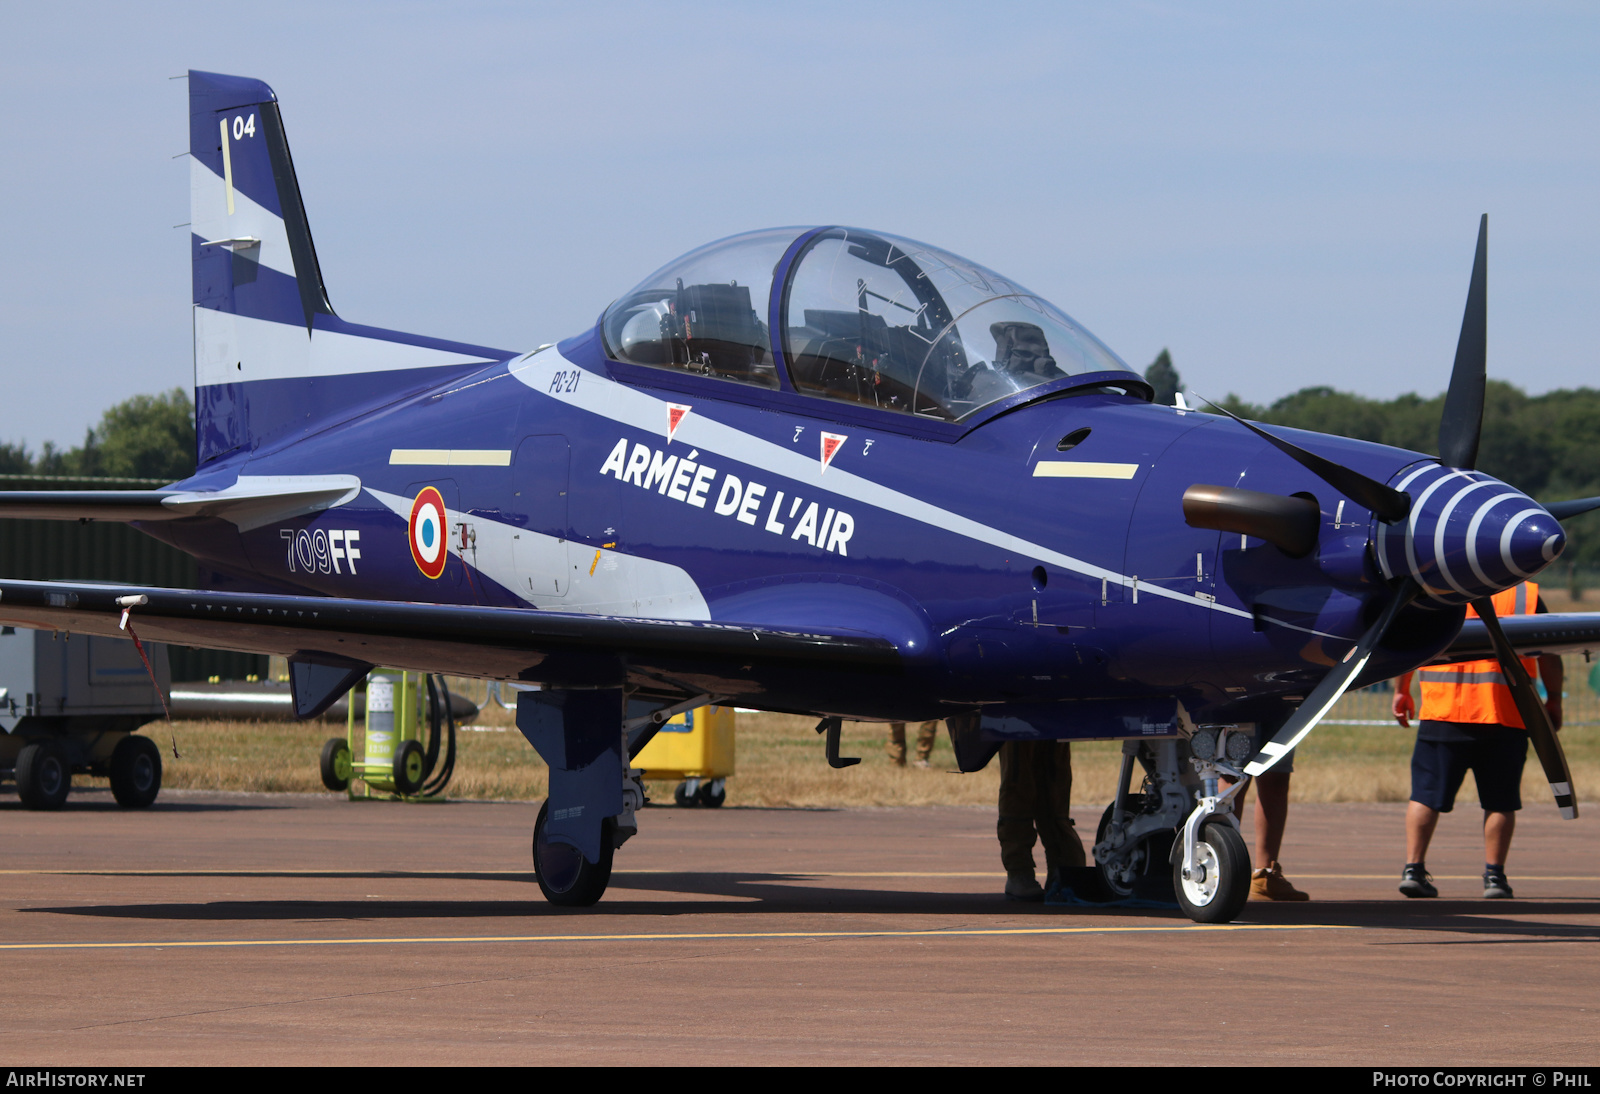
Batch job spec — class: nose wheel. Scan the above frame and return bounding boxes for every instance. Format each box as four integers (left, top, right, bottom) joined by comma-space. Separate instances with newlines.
1174, 818, 1250, 923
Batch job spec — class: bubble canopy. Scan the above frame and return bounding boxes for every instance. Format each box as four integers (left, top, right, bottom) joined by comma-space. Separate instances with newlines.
600, 227, 1137, 421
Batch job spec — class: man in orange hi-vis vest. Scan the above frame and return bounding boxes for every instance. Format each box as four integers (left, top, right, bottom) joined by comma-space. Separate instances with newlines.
1392, 581, 1563, 900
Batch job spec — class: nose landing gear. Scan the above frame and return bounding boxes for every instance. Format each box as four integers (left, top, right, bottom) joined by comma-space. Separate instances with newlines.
1091, 730, 1253, 922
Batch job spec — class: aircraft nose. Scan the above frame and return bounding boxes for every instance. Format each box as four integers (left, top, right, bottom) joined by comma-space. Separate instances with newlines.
1376, 464, 1564, 603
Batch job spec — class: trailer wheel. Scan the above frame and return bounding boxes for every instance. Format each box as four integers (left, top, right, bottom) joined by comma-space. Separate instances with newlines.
320, 738, 352, 792
393, 740, 425, 795
532, 801, 614, 906
109, 735, 162, 808
673, 781, 696, 807
16, 740, 70, 810
697, 780, 726, 808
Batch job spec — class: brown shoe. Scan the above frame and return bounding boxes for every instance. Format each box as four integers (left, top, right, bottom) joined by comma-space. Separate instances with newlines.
1250, 862, 1309, 901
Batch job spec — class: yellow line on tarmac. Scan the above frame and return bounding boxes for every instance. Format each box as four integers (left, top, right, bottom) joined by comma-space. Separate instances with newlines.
0, 868, 1005, 878
1291, 874, 1600, 882
0, 922, 1347, 953
4, 868, 1594, 882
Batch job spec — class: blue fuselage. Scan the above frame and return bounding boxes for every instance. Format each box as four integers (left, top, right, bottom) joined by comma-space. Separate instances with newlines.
140, 324, 1461, 731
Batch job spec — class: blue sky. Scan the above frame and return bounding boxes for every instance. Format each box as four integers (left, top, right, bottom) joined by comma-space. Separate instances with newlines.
2, 2, 1595, 449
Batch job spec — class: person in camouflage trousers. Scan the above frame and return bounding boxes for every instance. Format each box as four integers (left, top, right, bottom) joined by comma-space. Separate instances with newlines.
998, 740, 1085, 901
886, 720, 938, 767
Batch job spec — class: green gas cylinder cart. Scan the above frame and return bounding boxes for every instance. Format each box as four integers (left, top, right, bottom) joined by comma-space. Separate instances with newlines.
319, 670, 450, 798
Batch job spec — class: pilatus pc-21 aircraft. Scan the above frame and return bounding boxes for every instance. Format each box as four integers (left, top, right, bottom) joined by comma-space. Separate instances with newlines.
4, 71, 1599, 923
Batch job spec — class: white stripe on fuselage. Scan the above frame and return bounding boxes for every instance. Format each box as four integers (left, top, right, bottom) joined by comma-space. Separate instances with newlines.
365, 487, 710, 619
508, 350, 1347, 639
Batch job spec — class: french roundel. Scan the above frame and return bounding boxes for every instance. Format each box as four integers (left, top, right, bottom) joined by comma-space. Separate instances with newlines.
408, 486, 448, 579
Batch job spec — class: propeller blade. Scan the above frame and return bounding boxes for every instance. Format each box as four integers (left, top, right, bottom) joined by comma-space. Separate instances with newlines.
1243, 579, 1420, 776
1547, 495, 1600, 521
1469, 596, 1578, 819
1198, 397, 1411, 524
1182, 484, 1320, 557
1439, 215, 1488, 471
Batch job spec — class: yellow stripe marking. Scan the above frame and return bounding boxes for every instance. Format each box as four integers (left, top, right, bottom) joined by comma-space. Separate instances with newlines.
389, 449, 512, 467
589, 550, 602, 576
5, 868, 1597, 883
1032, 461, 1140, 480
219, 118, 234, 215
0, 923, 1346, 954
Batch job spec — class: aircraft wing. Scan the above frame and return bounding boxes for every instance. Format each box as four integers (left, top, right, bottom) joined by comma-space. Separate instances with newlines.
1435, 612, 1600, 663
0, 578, 902, 704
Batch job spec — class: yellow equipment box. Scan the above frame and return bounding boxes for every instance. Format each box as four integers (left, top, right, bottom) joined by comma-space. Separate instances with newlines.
634, 705, 735, 807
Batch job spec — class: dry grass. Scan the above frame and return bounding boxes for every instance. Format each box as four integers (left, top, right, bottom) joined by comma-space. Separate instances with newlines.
98, 652, 1600, 811
111, 713, 1600, 813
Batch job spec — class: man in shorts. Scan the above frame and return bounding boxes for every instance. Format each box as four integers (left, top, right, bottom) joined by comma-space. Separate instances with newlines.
1223, 713, 1309, 900
1391, 581, 1562, 899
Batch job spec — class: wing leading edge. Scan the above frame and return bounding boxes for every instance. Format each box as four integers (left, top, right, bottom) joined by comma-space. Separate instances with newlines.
1436, 612, 1600, 663
0, 579, 902, 706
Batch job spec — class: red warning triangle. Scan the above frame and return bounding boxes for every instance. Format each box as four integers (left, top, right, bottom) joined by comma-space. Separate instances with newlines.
820, 431, 846, 473
667, 403, 691, 443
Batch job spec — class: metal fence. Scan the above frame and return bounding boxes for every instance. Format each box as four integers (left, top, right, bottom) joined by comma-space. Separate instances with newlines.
0, 475, 269, 682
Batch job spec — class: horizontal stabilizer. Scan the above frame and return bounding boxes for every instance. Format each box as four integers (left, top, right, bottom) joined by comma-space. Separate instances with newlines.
0, 475, 360, 531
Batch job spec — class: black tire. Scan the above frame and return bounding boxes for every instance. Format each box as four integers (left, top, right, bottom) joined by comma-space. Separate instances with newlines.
393, 740, 425, 796
109, 735, 162, 808
532, 800, 614, 907
1095, 801, 1176, 900
16, 740, 70, 810
1174, 818, 1252, 924
697, 781, 726, 808
673, 782, 695, 807
319, 738, 352, 792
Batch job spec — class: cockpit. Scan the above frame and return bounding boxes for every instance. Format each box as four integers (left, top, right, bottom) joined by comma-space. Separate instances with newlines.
601, 226, 1135, 422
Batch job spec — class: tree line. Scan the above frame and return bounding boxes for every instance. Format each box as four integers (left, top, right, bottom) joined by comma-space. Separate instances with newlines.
0, 388, 195, 483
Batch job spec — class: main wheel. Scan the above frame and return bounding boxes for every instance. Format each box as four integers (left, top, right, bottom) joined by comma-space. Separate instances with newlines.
532, 800, 614, 907
319, 738, 352, 791
15, 740, 70, 810
1174, 818, 1251, 924
109, 735, 162, 808
1095, 802, 1176, 900
697, 780, 726, 808
393, 740, 425, 795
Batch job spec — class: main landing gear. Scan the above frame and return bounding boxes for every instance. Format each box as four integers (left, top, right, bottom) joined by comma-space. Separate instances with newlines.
520, 688, 706, 907
1091, 730, 1253, 923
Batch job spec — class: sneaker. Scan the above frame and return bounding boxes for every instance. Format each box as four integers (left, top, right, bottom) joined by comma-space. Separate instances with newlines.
1483, 869, 1513, 900
1250, 861, 1310, 901
1004, 873, 1044, 902
1399, 864, 1437, 898
912, 759, 931, 769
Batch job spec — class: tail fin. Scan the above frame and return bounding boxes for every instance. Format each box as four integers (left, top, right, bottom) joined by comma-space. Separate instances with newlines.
188, 71, 512, 466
